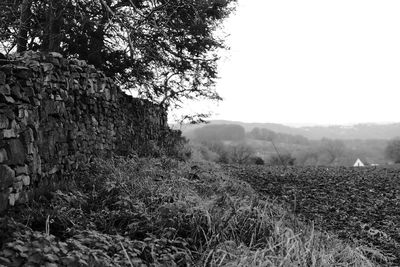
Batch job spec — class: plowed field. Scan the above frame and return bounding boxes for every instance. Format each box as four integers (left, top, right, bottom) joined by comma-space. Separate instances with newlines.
223, 165, 400, 266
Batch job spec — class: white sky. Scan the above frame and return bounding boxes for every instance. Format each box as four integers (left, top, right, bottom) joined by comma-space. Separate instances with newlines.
178, 0, 400, 126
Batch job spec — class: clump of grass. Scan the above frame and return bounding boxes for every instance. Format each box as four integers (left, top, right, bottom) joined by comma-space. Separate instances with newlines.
0, 155, 389, 266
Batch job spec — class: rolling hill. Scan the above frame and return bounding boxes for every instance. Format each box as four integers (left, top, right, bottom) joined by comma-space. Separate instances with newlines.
177, 120, 400, 140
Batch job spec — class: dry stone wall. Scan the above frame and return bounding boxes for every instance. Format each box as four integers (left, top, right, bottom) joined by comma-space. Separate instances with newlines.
0, 51, 179, 211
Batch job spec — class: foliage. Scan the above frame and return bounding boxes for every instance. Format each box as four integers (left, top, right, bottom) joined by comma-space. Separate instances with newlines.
1, 156, 384, 266
0, 0, 236, 109
318, 138, 346, 164
294, 139, 346, 166
188, 141, 220, 162
191, 140, 256, 164
268, 153, 295, 166
228, 143, 255, 164
0, 219, 192, 266
161, 130, 192, 161
290, 138, 352, 166
384, 138, 400, 163
245, 128, 387, 167
249, 156, 265, 165
294, 149, 320, 165
248, 127, 309, 145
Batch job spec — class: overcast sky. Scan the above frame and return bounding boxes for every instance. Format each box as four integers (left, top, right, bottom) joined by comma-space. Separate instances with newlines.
185, 0, 400, 126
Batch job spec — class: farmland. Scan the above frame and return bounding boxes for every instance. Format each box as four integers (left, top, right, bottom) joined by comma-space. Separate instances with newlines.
223, 165, 400, 266
0, 157, 389, 266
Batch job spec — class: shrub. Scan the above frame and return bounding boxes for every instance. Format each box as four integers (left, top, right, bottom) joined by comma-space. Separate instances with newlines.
385, 138, 400, 163
250, 156, 265, 165
269, 153, 295, 166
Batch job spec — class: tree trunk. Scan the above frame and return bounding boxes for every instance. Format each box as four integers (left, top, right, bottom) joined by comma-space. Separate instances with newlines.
42, 0, 64, 52
87, 1, 111, 69
17, 0, 32, 52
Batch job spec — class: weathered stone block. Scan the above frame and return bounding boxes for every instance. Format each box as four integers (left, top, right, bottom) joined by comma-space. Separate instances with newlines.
15, 165, 28, 175
4, 109, 15, 120
18, 191, 28, 204
10, 119, 18, 128
8, 192, 19, 206
20, 175, 30, 186
10, 85, 22, 99
0, 148, 8, 163
2, 129, 17, 138
0, 191, 9, 212
7, 139, 26, 165
0, 165, 15, 190
22, 86, 35, 98
0, 94, 15, 104
0, 84, 10, 95
0, 71, 5, 85
27, 143, 35, 154
23, 127, 34, 143
13, 181, 23, 191
0, 114, 8, 129
28, 151, 41, 175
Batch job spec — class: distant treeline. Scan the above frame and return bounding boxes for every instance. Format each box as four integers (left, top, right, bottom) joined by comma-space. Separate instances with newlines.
188, 124, 390, 166
193, 124, 246, 141
192, 124, 309, 145
248, 127, 309, 145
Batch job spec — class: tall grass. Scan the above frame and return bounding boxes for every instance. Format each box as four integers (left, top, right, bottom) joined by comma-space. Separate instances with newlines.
0, 155, 388, 266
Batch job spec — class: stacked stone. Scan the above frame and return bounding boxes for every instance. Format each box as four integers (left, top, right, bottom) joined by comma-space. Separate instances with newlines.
0, 51, 174, 212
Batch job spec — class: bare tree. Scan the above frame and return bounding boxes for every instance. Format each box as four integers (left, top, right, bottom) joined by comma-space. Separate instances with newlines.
229, 143, 254, 164
385, 138, 400, 163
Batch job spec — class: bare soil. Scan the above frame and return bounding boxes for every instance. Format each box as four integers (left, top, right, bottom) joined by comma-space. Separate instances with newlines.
223, 165, 400, 266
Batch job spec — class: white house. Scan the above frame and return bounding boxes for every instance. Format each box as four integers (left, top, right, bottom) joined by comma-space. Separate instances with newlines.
353, 158, 365, 167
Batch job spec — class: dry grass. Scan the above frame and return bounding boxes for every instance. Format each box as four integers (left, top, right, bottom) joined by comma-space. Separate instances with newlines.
0, 156, 388, 266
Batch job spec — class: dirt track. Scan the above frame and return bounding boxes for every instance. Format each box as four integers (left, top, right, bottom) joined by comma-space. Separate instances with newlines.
223, 165, 400, 266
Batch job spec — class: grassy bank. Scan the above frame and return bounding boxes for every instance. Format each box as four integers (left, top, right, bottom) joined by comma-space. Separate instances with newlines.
0, 156, 387, 266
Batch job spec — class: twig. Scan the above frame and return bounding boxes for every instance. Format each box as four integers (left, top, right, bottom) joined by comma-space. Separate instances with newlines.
271, 141, 287, 170
120, 241, 134, 267
45, 215, 50, 236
